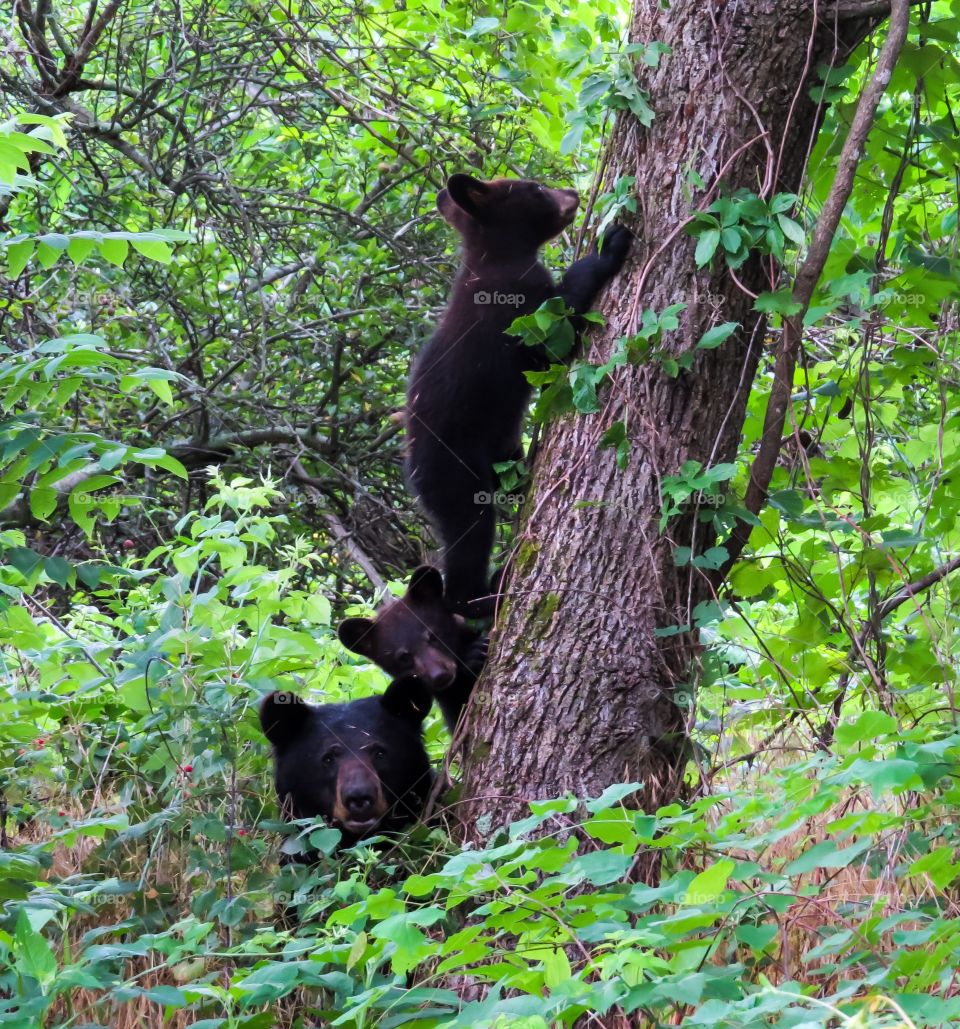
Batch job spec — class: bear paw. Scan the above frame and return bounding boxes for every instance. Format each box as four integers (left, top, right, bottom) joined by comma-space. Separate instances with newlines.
598, 224, 632, 269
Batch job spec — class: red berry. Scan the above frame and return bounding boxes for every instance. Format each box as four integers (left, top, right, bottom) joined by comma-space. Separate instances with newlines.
183, 764, 193, 773
123, 539, 135, 549
237, 829, 246, 836
58, 810, 66, 817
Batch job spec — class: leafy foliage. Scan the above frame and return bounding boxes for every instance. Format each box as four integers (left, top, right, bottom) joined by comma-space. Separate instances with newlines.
0, 0, 959, 1027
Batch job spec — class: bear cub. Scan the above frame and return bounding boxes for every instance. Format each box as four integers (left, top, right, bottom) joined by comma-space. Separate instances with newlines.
406, 173, 631, 616
259, 678, 433, 851
337, 564, 486, 732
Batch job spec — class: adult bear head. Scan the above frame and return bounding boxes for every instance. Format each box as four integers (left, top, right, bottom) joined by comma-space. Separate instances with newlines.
259, 678, 433, 848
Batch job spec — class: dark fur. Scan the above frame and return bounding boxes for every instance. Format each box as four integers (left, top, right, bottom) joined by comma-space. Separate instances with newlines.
338, 565, 487, 731
407, 174, 631, 615
259, 680, 433, 851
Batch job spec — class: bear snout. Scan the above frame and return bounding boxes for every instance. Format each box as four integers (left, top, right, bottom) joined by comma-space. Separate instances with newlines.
554, 188, 580, 222
414, 652, 458, 690
334, 759, 387, 831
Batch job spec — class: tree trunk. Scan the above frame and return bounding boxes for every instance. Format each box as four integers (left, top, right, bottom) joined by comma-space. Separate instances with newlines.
458, 0, 894, 849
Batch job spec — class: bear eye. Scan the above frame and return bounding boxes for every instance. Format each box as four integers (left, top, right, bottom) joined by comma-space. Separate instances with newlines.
321, 747, 340, 767
395, 649, 413, 668
373, 746, 387, 761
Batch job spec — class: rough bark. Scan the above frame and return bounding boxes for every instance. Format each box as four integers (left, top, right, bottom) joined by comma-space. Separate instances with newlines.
457, 0, 900, 848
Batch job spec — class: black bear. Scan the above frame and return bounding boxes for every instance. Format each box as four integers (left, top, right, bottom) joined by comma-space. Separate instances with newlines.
337, 564, 486, 732
406, 173, 631, 615
259, 679, 433, 851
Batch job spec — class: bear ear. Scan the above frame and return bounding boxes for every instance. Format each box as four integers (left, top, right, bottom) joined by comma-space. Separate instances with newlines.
445, 174, 492, 217
406, 565, 444, 604
259, 691, 308, 745
338, 617, 376, 657
381, 677, 433, 725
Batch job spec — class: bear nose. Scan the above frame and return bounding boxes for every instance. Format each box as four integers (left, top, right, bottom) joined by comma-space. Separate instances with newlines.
557, 189, 579, 219
421, 665, 456, 689
344, 791, 375, 816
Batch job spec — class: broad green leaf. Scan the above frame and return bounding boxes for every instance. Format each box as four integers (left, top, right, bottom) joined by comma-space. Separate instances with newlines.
682, 859, 735, 906
100, 237, 129, 266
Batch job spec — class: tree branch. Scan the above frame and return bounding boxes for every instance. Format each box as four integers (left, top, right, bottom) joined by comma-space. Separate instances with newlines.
55, 0, 123, 97
0, 464, 105, 528
876, 555, 960, 621
823, 0, 927, 18
817, 553, 960, 747
169, 428, 332, 468
290, 460, 386, 591
0, 429, 335, 528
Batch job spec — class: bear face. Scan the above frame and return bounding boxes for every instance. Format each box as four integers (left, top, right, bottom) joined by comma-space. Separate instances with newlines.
337, 565, 475, 691
337, 565, 488, 731
437, 173, 579, 253
259, 681, 433, 848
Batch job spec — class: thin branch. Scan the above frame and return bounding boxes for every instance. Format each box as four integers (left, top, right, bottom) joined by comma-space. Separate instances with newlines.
876, 555, 960, 621
817, 553, 960, 746
290, 460, 386, 591
55, 0, 122, 96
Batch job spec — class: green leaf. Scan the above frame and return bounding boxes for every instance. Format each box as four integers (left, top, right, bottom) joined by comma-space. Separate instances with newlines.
100, 238, 129, 267
14, 911, 57, 989
694, 229, 721, 267
777, 213, 805, 245
67, 236, 98, 264
586, 782, 644, 812
735, 924, 778, 952
35, 241, 62, 270
144, 985, 188, 1007
753, 289, 802, 315
7, 546, 43, 578
6, 239, 34, 277
154, 454, 188, 479
76, 563, 103, 589
147, 377, 174, 404
834, 711, 898, 745
785, 837, 873, 875
567, 850, 633, 885
17, 113, 69, 148
29, 486, 58, 521
569, 363, 600, 413
599, 420, 630, 470
44, 555, 72, 586
696, 321, 738, 350
99, 445, 129, 471
464, 16, 499, 37
683, 859, 735, 905
131, 239, 173, 263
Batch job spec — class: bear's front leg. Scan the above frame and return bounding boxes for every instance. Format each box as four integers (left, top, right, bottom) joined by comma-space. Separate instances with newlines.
558, 224, 632, 316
